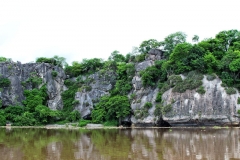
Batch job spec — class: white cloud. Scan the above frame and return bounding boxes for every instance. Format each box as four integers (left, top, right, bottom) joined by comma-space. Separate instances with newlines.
0, 0, 239, 64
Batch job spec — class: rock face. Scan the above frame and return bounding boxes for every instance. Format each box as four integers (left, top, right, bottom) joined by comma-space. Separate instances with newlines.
0, 61, 66, 110
130, 49, 161, 125
162, 76, 240, 126
129, 49, 240, 126
146, 49, 165, 61
74, 71, 116, 118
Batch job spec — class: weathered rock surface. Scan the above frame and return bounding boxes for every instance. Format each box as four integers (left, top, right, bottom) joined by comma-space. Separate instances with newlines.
0, 61, 66, 110
130, 49, 240, 126
130, 49, 160, 125
74, 71, 116, 118
146, 48, 165, 61
162, 76, 240, 126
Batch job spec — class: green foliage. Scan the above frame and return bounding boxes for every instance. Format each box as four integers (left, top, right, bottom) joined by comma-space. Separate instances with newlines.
140, 66, 159, 86
206, 73, 216, 81
4, 85, 52, 126
238, 110, 240, 114
36, 55, 67, 67
172, 71, 203, 93
13, 112, 36, 126
0, 57, 11, 62
91, 95, 131, 123
154, 103, 172, 117
61, 80, 78, 113
135, 53, 146, 62
140, 60, 167, 87
144, 102, 152, 109
0, 76, 11, 88
4, 106, 24, 122
111, 63, 135, 95
134, 109, 148, 119
156, 92, 162, 102
26, 73, 42, 88
34, 105, 61, 124
192, 35, 199, 42
108, 50, 125, 63
139, 39, 161, 54
164, 43, 206, 74
130, 93, 137, 101
225, 87, 236, 95
67, 110, 81, 122
237, 97, 240, 104
51, 71, 58, 78
103, 120, 118, 126
65, 58, 104, 77
23, 86, 48, 112
197, 86, 206, 94
79, 119, 91, 127
72, 100, 79, 105
36, 57, 57, 65
0, 110, 6, 125
204, 52, 218, 73
163, 31, 187, 58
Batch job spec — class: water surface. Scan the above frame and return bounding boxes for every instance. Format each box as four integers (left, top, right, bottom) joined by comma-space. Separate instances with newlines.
0, 127, 240, 160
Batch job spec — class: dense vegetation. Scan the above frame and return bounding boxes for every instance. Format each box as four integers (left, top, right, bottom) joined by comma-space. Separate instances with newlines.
0, 29, 240, 126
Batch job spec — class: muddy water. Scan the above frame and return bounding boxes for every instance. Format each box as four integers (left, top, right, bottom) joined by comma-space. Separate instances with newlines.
0, 128, 240, 160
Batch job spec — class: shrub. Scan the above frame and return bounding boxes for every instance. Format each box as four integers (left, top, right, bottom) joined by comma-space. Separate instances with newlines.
225, 87, 236, 95
79, 119, 91, 127
168, 75, 182, 87
103, 120, 118, 126
67, 110, 81, 122
238, 97, 240, 104
85, 86, 92, 91
144, 102, 152, 109
0, 77, 11, 88
51, 71, 58, 78
238, 110, 240, 114
154, 103, 172, 117
206, 73, 216, 81
72, 100, 80, 105
160, 82, 171, 93
135, 53, 146, 62
130, 93, 137, 101
0, 110, 6, 126
172, 71, 203, 93
140, 66, 160, 87
134, 109, 148, 119
197, 86, 206, 94
155, 92, 162, 102
221, 83, 227, 87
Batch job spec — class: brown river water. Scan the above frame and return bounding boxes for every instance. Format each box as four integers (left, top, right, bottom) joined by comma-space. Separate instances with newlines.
0, 127, 240, 160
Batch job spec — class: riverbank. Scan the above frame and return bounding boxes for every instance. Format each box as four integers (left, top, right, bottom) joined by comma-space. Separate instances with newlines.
1, 124, 238, 130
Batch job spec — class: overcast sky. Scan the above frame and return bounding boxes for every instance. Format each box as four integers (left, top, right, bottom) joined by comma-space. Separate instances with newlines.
0, 0, 239, 64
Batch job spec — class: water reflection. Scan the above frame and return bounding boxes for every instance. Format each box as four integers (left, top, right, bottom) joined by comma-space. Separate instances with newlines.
0, 128, 240, 160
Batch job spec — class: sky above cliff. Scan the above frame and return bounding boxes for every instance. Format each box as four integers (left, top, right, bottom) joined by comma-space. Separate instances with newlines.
0, 0, 239, 64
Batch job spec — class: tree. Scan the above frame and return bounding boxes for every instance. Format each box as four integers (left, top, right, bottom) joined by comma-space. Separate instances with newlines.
53, 55, 67, 68
166, 43, 193, 74
163, 31, 187, 58
192, 35, 199, 43
215, 29, 240, 52
139, 39, 161, 54
91, 95, 131, 124
108, 50, 125, 63
0, 57, 11, 62
203, 52, 218, 73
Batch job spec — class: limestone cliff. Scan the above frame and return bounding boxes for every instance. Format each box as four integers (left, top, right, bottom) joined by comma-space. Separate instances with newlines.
129, 49, 240, 126
162, 76, 240, 126
0, 61, 66, 110
74, 71, 117, 118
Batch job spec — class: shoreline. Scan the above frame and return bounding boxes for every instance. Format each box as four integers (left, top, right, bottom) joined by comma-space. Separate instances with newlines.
1, 125, 239, 130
